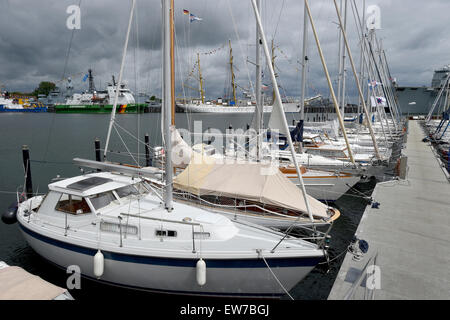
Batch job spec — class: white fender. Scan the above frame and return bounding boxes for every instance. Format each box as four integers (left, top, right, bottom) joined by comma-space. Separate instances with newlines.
196, 259, 206, 286
93, 250, 104, 278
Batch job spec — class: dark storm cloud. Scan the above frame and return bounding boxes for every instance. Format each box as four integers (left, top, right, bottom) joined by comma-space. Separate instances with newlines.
0, 0, 448, 101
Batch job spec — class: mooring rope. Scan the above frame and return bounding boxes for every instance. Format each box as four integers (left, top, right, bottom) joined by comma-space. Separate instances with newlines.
318, 244, 351, 265
259, 251, 294, 300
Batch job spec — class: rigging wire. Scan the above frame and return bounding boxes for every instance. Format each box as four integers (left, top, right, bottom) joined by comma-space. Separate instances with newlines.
174, 13, 193, 132
271, 0, 285, 42
61, 0, 83, 81
259, 251, 294, 300
113, 125, 139, 166
41, 0, 82, 164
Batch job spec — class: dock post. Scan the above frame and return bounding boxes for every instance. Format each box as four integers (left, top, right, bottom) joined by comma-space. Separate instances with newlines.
22, 145, 33, 199
95, 138, 101, 172
145, 133, 152, 167
207, 127, 212, 145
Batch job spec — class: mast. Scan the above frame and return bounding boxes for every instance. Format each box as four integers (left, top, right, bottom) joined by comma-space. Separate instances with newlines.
271, 39, 276, 104
304, 0, 355, 164
358, 0, 366, 115
251, 0, 314, 223
104, 0, 136, 160
374, 36, 397, 129
382, 49, 401, 119
340, 0, 348, 117
255, 0, 263, 160
229, 39, 237, 104
163, 0, 173, 210
170, 0, 175, 125
367, 32, 395, 134
351, 2, 389, 145
336, 0, 343, 110
299, 0, 309, 153
332, 0, 381, 160
426, 74, 450, 123
377, 41, 400, 128
197, 53, 205, 104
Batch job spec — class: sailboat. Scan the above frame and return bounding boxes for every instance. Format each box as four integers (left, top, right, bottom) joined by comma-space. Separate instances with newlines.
177, 39, 300, 113
13, 0, 328, 298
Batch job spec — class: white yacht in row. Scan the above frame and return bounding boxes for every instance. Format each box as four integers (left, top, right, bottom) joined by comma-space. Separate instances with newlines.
16, 171, 326, 297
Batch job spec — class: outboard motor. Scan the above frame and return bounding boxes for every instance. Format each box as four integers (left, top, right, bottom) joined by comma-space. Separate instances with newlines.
2, 201, 18, 224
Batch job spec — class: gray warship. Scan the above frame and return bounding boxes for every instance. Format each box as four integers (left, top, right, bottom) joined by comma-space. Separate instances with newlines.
395, 65, 450, 115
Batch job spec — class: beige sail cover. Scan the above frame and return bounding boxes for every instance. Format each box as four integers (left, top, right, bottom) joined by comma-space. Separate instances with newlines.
0, 266, 67, 300
173, 153, 329, 218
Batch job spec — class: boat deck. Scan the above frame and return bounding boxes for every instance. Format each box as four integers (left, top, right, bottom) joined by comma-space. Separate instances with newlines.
328, 120, 450, 300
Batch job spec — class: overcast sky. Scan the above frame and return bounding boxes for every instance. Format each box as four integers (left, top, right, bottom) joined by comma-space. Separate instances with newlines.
0, 0, 449, 102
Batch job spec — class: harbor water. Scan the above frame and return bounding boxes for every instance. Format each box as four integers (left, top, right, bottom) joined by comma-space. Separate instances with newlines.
0, 112, 375, 300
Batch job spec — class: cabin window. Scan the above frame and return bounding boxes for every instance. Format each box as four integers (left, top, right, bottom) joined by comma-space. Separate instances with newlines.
100, 221, 138, 235
55, 194, 91, 215
115, 184, 140, 198
155, 229, 177, 237
115, 183, 149, 199
89, 191, 116, 210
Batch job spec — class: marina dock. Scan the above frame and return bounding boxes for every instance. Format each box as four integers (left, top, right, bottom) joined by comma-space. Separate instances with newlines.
328, 120, 450, 300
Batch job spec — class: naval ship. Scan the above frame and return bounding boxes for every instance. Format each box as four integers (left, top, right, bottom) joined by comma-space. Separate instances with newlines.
395, 65, 450, 115
51, 69, 149, 113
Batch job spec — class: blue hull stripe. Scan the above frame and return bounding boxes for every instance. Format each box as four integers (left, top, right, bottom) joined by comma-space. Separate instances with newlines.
19, 223, 323, 268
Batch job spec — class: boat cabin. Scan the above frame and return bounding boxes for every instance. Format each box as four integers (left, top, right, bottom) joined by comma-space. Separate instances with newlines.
302, 135, 351, 159
38, 173, 148, 217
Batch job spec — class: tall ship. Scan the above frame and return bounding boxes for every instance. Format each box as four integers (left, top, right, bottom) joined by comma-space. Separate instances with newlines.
177, 99, 301, 113
52, 69, 149, 113
178, 40, 303, 114
395, 65, 450, 115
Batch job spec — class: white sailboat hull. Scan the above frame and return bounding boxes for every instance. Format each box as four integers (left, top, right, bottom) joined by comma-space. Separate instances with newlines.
289, 175, 360, 202
18, 221, 319, 298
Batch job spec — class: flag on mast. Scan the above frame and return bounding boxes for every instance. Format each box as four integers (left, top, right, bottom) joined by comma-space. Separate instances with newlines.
368, 80, 381, 89
189, 13, 203, 23
183, 9, 189, 15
